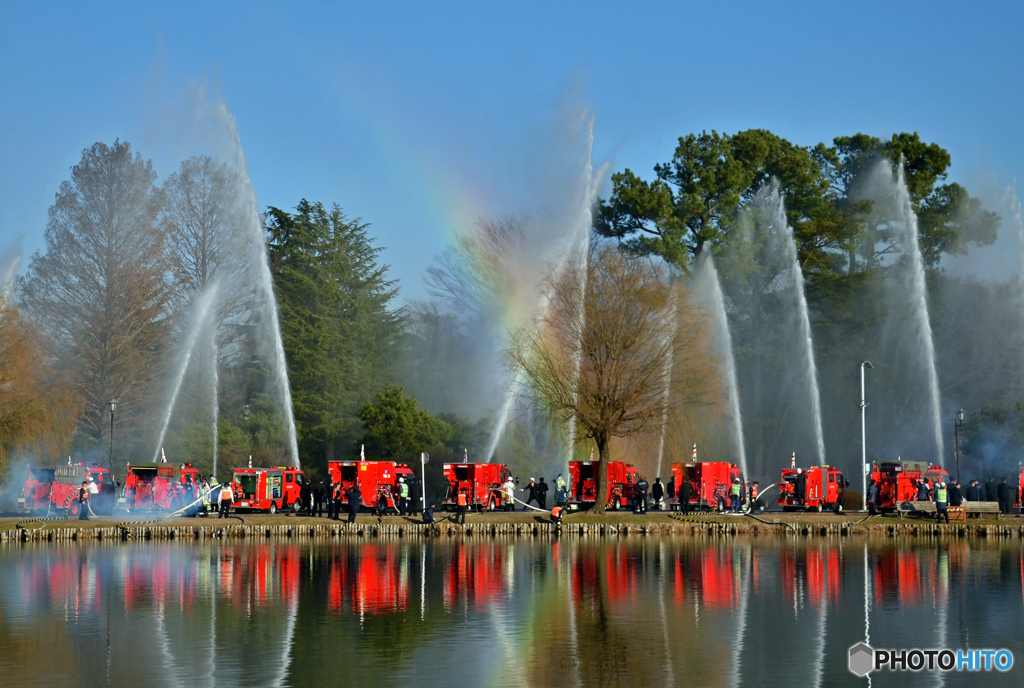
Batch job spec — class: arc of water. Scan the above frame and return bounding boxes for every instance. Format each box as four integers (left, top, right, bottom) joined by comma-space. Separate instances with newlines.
770, 188, 826, 464
701, 255, 748, 477
893, 164, 944, 461
214, 102, 300, 468
152, 283, 220, 463
656, 300, 677, 479
211, 338, 219, 478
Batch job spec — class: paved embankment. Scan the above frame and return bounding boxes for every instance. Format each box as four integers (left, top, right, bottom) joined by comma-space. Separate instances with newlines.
2, 511, 1024, 543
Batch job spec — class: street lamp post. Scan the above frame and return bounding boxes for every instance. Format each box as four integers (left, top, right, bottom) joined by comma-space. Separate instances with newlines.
108, 399, 118, 466
860, 362, 873, 511
953, 408, 965, 483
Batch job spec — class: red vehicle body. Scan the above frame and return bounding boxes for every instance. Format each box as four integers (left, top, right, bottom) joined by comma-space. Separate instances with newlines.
1016, 465, 1024, 509
778, 465, 846, 513
230, 466, 306, 513
123, 462, 203, 511
669, 462, 746, 512
326, 460, 415, 510
442, 462, 511, 511
568, 460, 640, 510
17, 463, 116, 516
870, 460, 950, 511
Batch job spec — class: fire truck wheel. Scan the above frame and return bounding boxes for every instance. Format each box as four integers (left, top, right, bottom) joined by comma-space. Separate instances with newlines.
811, 503, 822, 513
833, 502, 843, 514
269, 502, 277, 515
292, 501, 302, 513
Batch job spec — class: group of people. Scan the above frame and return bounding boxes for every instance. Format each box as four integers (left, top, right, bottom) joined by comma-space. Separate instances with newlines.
865, 475, 1019, 522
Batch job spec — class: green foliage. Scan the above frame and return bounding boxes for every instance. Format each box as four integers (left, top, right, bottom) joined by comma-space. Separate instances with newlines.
358, 385, 453, 462
267, 200, 403, 471
599, 129, 997, 274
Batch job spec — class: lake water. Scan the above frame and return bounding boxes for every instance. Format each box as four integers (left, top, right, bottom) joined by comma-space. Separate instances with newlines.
0, 536, 1020, 687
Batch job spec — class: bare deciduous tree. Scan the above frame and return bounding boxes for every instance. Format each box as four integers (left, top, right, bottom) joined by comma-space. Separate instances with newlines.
19, 140, 170, 447
508, 243, 720, 512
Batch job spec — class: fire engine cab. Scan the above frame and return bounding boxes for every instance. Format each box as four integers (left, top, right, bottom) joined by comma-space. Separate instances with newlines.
327, 460, 414, 510
568, 460, 640, 510
778, 465, 846, 513
442, 462, 511, 511
231, 466, 306, 513
17, 462, 116, 516
669, 461, 746, 512
123, 462, 203, 511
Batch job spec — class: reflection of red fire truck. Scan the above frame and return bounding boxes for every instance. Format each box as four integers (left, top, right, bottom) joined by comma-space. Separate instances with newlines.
778, 465, 847, 513
444, 543, 505, 610
1015, 465, 1024, 510
18, 463, 116, 516
568, 460, 640, 510
327, 460, 415, 510
870, 460, 950, 511
328, 544, 408, 616
123, 462, 202, 511
442, 462, 511, 511
874, 548, 925, 607
669, 462, 745, 511
231, 466, 306, 513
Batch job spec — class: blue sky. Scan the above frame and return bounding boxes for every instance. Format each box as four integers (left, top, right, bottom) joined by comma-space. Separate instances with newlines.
2, 1, 1022, 300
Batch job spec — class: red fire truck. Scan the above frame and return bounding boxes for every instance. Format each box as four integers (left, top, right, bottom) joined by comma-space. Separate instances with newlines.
669, 461, 746, 512
442, 462, 511, 511
230, 466, 306, 513
326, 460, 415, 511
123, 462, 203, 511
778, 465, 847, 513
17, 462, 117, 516
568, 460, 641, 510
870, 460, 950, 511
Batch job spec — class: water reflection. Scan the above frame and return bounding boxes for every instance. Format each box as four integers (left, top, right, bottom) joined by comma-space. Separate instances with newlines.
0, 538, 1021, 687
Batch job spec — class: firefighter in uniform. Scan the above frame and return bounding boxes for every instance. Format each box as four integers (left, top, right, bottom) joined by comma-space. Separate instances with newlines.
398, 477, 409, 516
503, 478, 516, 512
78, 481, 90, 520
748, 481, 760, 513
730, 479, 742, 513
219, 483, 233, 518
935, 482, 949, 524
554, 474, 567, 506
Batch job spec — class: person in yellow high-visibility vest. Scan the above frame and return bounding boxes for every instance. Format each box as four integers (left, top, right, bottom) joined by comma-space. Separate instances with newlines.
934, 482, 949, 524
729, 479, 742, 514
398, 478, 409, 516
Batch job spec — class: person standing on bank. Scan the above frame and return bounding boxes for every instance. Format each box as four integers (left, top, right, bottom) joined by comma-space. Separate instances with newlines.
651, 478, 664, 510
346, 485, 361, 524
636, 476, 649, 513
867, 480, 879, 516
934, 481, 949, 523
78, 481, 90, 520
795, 469, 807, 506
679, 479, 693, 516
455, 488, 468, 525
997, 477, 1011, 514
538, 478, 549, 509
948, 480, 963, 508
219, 482, 233, 518
729, 478, 742, 514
